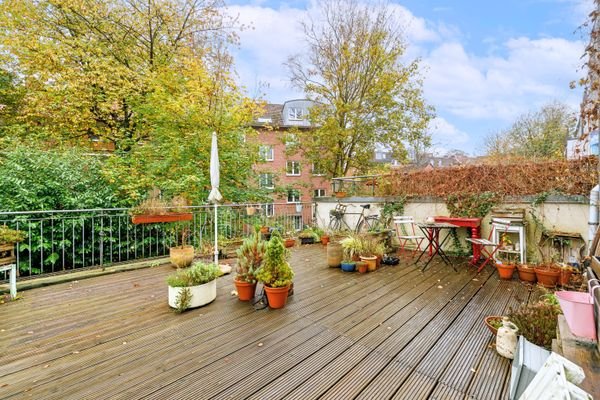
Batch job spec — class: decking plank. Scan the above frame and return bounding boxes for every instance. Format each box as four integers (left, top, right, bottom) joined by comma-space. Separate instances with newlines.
0, 246, 571, 400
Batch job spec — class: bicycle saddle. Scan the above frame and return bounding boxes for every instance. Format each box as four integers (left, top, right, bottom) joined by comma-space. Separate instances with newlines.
360, 204, 371, 209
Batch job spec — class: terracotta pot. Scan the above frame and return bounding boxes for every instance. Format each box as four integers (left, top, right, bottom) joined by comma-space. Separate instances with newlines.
559, 269, 573, 286
534, 267, 560, 288
327, 242, 343, 267
169, 245, 194, 268
284, 238, 296, 248
496, 263, 515, 280
335, 191, 347, 198
484, 315, 503, 335
356, 261, 368, 274
132, 213, 193, 224
360, 255, 377, 272
234, 279, 257, 301
260, 226, 269, 234
264, 285, 290, 309
321, 235, 330, 245
376, 255, 382, 269
517, 264, 536, 283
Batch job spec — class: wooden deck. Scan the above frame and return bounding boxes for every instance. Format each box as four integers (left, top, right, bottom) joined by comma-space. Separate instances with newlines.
0, 245, 542, 399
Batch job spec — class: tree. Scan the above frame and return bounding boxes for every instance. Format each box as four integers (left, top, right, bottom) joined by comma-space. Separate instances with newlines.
287, 0, 433, 177
0, 0, 237, 149
485, 102, 576, 159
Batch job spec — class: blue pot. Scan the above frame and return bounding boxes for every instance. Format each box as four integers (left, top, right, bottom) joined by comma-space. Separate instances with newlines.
340, 262, 356, 272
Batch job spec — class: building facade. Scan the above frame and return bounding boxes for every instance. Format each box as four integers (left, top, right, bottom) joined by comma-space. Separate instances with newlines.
251, 99, 329, 229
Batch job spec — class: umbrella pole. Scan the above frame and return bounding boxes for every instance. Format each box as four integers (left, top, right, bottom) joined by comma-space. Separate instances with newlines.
214, 203, 218, 266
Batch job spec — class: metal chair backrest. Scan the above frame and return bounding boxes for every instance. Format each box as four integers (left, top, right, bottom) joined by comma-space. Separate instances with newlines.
393, 216, 417, 236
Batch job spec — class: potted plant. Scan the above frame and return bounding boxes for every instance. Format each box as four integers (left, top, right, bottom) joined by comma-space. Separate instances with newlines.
168, 222, 195, 268
167, 262, 223, 312
298, 228, 318, 245
0, 225, 26, 265
234, 230, 266, 301
283, 231, 296, 248
517, 263, 537, 283
484, 315, 504, 335
255, 231, 294, 309
356, 261, 368, 273
340, 259, 356, 272
507, 292, 562, 349
359, 238, 378, 272
534, 263, 560, 288
340, 233, 364, 261
558, 264, 574, 286
131, 189, 193, 224
496, 252, 517, 280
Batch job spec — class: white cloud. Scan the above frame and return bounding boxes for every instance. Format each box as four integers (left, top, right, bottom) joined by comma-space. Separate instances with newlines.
427, 116, 470, 156
422, 37, 585, 121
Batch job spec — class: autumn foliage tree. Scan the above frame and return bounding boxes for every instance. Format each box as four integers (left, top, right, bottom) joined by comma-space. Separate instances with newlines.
0, 0, 264, 204
287, 0, 433, 177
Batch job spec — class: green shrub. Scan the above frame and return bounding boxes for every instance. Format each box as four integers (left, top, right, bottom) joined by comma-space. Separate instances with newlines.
256, 231, 293, 288
167, 262, 222, 287
0, 225, 25, 244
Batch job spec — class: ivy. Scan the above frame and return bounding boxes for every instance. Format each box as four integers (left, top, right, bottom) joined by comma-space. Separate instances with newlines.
446, 192, 499, 218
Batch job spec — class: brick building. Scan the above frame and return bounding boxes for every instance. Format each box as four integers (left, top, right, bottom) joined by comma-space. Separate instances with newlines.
251, 99, 329, 228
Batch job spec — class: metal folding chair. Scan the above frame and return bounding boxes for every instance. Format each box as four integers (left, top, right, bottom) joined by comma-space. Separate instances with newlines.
393, 216, 426, 256
466, 218, 511, 272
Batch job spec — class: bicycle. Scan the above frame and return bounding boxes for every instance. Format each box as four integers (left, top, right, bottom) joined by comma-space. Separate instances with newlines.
328, 202, 380, 233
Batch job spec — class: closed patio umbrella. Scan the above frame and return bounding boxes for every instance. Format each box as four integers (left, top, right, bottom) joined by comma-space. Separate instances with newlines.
207, 131, 222, 266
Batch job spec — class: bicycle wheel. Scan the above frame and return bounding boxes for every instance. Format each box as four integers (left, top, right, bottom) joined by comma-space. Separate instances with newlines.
329, 216, 342, 231
356, 216, 379, 233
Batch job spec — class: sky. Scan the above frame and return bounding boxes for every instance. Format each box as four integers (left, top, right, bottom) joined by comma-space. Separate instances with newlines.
225, 0, 594, 156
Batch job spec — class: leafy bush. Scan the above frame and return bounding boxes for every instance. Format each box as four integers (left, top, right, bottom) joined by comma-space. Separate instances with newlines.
0, 145, 121, 211
256, 231, 293, 288
0, 225, 25, 244
508, 294, 562, 349
166, 262, 222, 287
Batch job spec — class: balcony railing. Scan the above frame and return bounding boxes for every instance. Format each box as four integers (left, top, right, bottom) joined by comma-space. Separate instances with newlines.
0, 202, 314, 280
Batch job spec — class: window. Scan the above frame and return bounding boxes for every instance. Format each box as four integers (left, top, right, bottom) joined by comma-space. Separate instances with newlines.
287, 189, 301, 203
259, 145, 274, 161
293, 215, 303, 231
285, 133, 299, 148
314, 189, 326, 198
259, 173, 274, 189
312, 162, 325, 176
375, 152, 385, 160
286, 161, 301, 176
262, 203, 274, 217
288, 107, 304, 120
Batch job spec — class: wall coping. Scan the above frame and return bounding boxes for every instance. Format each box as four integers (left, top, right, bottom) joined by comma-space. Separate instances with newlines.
316, 194, 589, 205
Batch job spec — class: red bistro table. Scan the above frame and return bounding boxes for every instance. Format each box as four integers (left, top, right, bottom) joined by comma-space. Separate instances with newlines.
434, 217, 482, 260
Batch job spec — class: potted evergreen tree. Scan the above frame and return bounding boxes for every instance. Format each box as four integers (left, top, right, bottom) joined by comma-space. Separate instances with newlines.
255, 231, 294, 309
234, 230, 266, 301
167, 262, 223, 312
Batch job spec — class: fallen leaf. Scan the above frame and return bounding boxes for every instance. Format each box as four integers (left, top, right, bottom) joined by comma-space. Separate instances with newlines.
257, 343, 263, 347
72, 351, 79, 354
122, 342, 127, 345
470, 368, 476, 373
43, 365, 49, 369
472, 278, 479, 281
1, 383, 8, 387
27, 331, 33, 334
437, 285, 443, 289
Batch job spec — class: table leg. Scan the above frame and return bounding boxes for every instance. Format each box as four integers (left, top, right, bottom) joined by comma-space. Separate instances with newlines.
471, 226, 481, 261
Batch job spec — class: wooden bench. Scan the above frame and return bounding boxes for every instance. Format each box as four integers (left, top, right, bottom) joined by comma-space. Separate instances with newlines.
0, 243, 17, 299
0, 263, 17, 299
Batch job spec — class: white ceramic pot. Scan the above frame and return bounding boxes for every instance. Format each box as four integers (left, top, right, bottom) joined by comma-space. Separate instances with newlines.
168, 279, 217, 309
496, 317, 519, 359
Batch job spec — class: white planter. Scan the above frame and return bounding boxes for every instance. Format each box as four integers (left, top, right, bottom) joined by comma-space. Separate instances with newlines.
168, 279, 217, 309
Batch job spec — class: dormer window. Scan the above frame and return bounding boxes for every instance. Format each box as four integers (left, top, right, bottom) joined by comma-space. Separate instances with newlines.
288, 107, 304, 121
